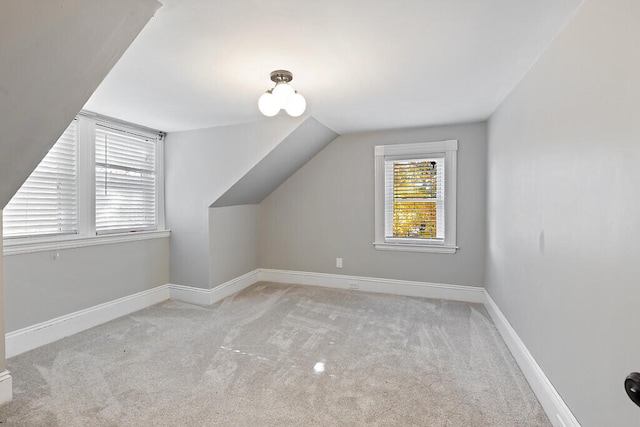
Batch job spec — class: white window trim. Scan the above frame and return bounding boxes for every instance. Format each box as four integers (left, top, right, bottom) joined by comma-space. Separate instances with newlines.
3, 230, 170, 256
374, 139, 458, 254
155, 134, 166, 232
3, 111, 169, 254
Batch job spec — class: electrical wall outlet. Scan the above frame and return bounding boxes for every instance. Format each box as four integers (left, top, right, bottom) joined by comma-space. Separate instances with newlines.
336, 257, 343, 268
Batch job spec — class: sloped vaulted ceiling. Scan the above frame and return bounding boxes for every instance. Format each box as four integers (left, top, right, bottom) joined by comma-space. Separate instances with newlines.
212, 117, 338, 208
84, 0, 583, 134
0, 0, 161, 208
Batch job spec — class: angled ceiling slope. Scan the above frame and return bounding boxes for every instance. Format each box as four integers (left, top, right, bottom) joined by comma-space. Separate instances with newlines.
0, 0, 161, 208
84, 0, 583, 134
211, 116, 338, 208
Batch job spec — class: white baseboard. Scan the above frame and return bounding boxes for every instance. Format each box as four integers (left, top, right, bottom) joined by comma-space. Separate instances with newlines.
484, 292, 579, 427
4, 270, 262, 358
0, 370, 12, 404
1, 267, 577, 427
169, 269, 483, 305
167, 283, 212, 306
4, 269, 478, 360
258, 269, 485, 303
210, 269, 261, 302
5, 285, 170, 358
169, 269, 261, 306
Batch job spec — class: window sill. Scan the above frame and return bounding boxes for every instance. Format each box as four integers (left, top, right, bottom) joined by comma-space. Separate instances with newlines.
373, 241, 457, 254
3, 230, 171, 256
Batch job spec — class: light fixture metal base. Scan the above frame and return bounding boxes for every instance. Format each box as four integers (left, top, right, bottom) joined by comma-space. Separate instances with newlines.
270, 70, 293, 84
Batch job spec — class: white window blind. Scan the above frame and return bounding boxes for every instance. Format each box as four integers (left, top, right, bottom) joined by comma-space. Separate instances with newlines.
95, 125, 157, 234
3, 120, 78, 238
384, 157, 445, 242
374, 140, 457, 253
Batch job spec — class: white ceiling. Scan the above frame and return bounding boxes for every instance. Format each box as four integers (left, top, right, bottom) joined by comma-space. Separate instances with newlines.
84, 0, 582, 134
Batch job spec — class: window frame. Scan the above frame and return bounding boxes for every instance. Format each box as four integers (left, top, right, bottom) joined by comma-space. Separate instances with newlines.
374, 139, 458, 254
3, 112, 168, 256
94, 122, 160, 235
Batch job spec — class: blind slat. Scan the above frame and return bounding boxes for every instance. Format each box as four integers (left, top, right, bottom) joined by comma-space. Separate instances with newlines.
3, 115, 161, 240
95, 127, 157, 234
3, 120, 78, 238
385, 158, 445, 240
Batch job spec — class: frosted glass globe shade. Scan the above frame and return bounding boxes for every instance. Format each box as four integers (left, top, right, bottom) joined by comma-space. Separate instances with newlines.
285, 93, 306, 117
258, 91, 280, 116
272, 83, 295, 105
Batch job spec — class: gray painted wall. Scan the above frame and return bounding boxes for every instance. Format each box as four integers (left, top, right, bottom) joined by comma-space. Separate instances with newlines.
485, 0, 639, 424
259, 122, 487, 286
3, 238, 169, 332
209, 205, 259, 286
164, 116, 306, 288
207, 117, 336, 288
0, 214, 5, 371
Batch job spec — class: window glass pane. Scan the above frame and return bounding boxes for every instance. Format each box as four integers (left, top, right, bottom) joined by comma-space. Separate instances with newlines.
393, 200, 437, 238
385, 157, 445, 240
3, 120, 78, 238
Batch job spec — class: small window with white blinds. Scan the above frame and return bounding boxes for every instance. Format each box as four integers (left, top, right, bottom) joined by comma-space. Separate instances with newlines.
374, 140, 458, 253
384, 157, 445, 241
3, 120, 78, 238
95, 125, 157, 234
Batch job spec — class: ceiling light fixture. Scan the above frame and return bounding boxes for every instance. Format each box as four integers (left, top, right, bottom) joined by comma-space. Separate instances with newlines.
258, 70, 306, 117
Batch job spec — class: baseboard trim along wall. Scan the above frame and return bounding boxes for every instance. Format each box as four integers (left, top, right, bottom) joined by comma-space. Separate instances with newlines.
3, 269, 482, 358
168, 270, 261, 306
259, 269, 486, 303
4, 271, 262, 359
483, 293, 579, 427
3, 268, 576, 427
0, 370, 12, 405
5, 285, 170, 358
168, 269, 484, 305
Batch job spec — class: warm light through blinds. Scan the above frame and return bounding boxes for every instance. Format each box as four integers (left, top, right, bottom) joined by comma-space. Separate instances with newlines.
3, 120, 78, 238
95, 125, 157, 234
384, 157, 445, 240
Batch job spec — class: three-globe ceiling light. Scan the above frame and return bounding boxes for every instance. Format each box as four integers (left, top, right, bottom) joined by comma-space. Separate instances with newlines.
258, 70, 306, 117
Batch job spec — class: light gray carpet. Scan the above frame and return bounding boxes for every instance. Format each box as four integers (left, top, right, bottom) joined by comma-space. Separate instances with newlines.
0, 282, 550, 426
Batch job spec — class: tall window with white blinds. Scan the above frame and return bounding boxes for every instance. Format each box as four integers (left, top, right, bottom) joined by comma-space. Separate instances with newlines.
3, 120, 78, 238
95, 125, 157, 234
